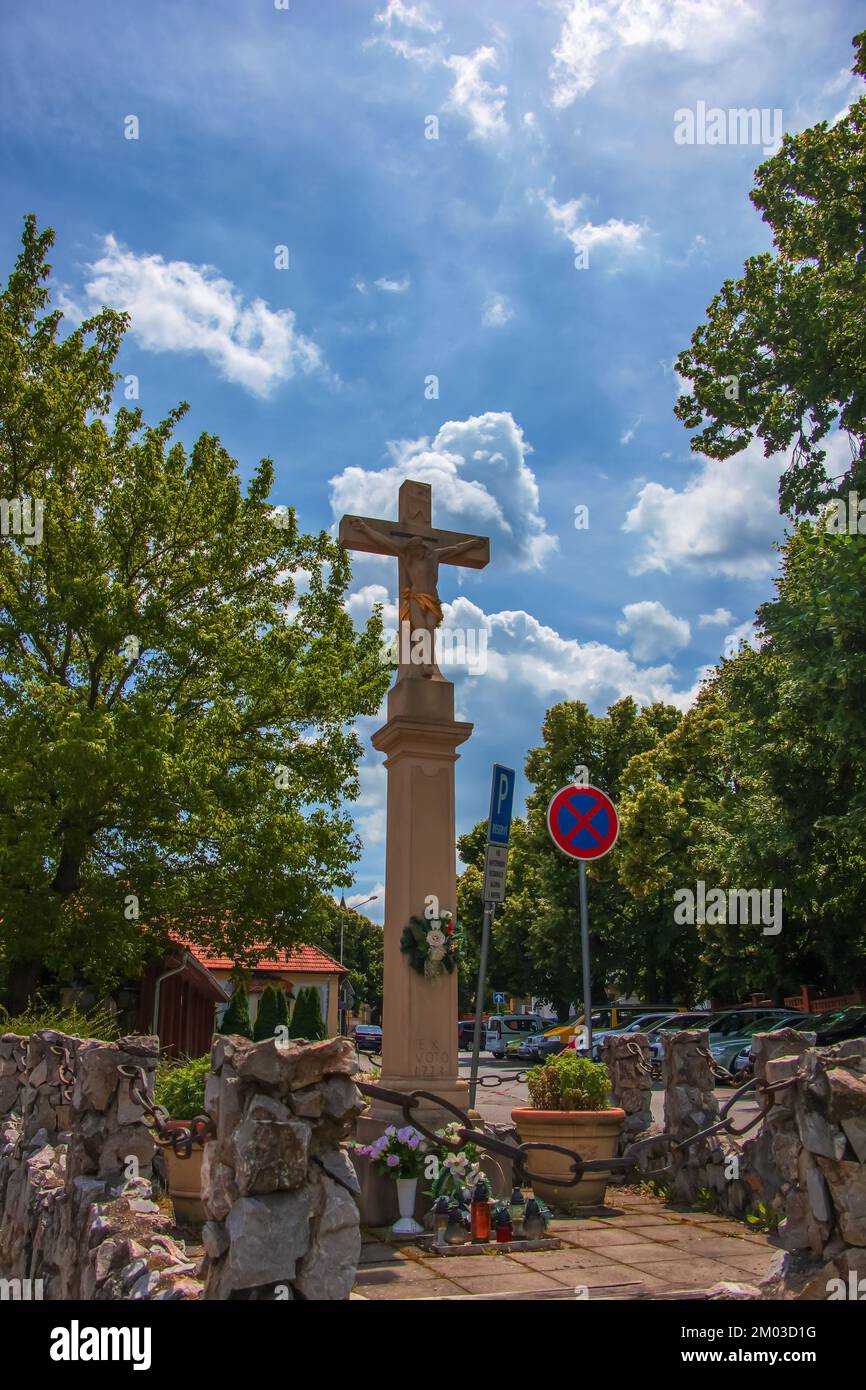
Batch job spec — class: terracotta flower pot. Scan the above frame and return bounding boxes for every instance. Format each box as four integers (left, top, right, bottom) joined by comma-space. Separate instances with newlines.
162, 1120, 205, 1226
511, 1107, 624, 1211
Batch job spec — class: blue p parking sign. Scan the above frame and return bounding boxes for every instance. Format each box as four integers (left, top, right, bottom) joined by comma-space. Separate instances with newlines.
487, 765, 515, 846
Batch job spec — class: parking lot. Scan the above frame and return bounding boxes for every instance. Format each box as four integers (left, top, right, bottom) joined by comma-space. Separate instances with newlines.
458, 1053, 761, 1131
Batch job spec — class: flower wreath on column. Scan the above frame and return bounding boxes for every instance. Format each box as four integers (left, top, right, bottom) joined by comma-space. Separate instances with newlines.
400, 910, 460, 978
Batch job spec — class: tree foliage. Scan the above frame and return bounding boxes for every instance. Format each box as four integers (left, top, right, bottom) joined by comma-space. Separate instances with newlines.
674, 32, 866, 515
0, 217, 390, 1006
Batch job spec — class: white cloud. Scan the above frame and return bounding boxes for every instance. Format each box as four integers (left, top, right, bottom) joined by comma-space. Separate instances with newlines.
482, 293, 514, 327
541, 193, 646, 259
373, 275, 411, 293
722, 617, 759, 660
699, 607, 734, 627
347, 588, 700, 712
620, 415, 643, 446
549, 0, 758, 106
83, 235, 323, 397
622, 440, 784, 579
330, 411, 557, 571
444, 47, 509, 140
374, 0, 441, 33
617, 601, 691, 662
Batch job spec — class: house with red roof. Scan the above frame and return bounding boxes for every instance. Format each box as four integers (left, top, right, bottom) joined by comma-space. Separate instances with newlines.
136, 940, 347, 1057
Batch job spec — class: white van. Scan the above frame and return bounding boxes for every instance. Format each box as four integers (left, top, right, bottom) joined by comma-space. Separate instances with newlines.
485, 1013, 544, 1060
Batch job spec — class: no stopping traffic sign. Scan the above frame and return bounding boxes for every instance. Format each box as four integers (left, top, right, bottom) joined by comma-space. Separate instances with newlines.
547, 783, 619, 861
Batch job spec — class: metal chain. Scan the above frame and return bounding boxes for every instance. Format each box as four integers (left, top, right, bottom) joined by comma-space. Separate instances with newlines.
353, 1076, 665, 1187
116, 1063, 215, 1159
50, 1044, 75, 1104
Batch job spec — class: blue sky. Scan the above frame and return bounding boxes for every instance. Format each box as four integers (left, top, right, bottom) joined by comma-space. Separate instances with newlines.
2, 0, 863, 920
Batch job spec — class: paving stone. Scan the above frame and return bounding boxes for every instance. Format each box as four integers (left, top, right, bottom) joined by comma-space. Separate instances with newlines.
626, 1255, 758, 1287
509, 1247, 626, 1272
560, 1225, 660, 1247
361, 1277, 463, 1299
603, 1241, 697, 1265
358, 1242, 404, 1265
354, 1260, 443, 1286
448, 1268, 577, 1295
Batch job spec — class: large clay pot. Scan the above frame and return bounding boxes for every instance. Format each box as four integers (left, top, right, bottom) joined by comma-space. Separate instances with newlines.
162, 1120, 205, 1226
511, 1107, 624, 1211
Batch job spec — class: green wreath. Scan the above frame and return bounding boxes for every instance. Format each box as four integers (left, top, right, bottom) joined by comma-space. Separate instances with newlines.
400, 911, 460, 977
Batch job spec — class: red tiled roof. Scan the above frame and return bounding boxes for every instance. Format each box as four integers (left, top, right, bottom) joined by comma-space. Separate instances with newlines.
184, 941, 347, 975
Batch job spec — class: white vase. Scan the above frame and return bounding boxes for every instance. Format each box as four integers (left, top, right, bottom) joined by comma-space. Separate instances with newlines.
392, 1177, 423, 1236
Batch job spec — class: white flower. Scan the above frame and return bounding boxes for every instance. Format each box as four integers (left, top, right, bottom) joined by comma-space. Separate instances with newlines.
426, 929, 445, 947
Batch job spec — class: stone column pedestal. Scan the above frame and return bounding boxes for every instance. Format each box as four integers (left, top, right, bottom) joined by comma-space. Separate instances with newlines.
366, 676, 471, 1132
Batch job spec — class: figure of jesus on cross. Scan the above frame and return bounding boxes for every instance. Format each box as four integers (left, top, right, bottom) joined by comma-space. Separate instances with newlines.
339, 480, 489, 679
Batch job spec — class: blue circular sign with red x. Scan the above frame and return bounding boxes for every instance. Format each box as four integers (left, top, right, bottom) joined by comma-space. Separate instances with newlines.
547, 783, 619, 861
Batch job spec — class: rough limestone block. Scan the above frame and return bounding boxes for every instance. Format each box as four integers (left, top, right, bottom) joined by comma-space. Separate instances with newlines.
294, 1173, 360, 1301
233, 1096, 311, 1195
817, 1156, 866, 1245
224, 1190, 312, 1291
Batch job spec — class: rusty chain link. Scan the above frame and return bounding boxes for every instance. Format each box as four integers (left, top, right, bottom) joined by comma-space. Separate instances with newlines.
116, 1063, 215, 1159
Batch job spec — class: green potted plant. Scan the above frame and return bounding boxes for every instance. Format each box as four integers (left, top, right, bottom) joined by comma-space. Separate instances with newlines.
154, 1054, 210, 1225
511, 1052, 623, 1211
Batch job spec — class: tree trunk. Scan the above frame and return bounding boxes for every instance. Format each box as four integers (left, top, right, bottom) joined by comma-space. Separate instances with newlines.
3, 957, 45, 1013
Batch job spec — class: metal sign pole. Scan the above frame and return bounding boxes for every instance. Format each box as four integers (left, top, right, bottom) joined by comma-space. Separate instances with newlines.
468, 901, 494, 1110
579, 861, 592, 1057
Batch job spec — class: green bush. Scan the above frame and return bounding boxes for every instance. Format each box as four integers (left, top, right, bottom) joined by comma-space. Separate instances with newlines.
154, 1054, 210, 1120
253, 984, 288, 1041
219, 982, 252, 1039
0, 995, 119, 1040
290, 986, 326, 1041
526, 1052, 611, 1111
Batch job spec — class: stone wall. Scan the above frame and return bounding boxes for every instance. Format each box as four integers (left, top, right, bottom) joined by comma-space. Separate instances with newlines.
606, 1026, 866, 1299
760, 1039, 866, 1299
200, 1033, 364, 1300
0, 1030, 198, 1300
601, 1032, 655, 1154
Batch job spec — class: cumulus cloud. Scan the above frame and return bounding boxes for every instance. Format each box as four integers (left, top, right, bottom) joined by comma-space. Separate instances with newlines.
722, 617, 760, 660
541, 193, 646, 259
622, 441, 784, 579
374, 0, 441, 32
699, 607, 734, 627
549, 0, 758, 106
346, 588, 700, 712
330, 411, 557, 571
374, 275, 411, 293
444, 47, 509, 140
617, 601, 691, 662
482, 293, 514, 327
83, 234, 323, 397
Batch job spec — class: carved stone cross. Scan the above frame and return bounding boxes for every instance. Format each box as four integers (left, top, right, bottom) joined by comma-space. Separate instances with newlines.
339, 479, 489, 679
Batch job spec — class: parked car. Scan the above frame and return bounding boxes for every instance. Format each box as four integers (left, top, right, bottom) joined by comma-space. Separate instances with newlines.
646, 1008, 782, 1063
731, 1006, 866, 1078
353, 1024, 382, 1053
813, 1006, 866, 1046
457, 1020, 477, 1050
485, 1013, 544, 1060
588, 1013, 675, 1061
518, 1031, 567, 1063
709, 1011, 808, 1075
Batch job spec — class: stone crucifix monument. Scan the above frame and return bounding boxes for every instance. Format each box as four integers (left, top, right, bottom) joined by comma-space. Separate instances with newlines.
340, 480, 489, 1196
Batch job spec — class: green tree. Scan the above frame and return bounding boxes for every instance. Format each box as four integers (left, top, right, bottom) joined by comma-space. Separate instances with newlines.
253, 984, 280, 1042
457, 698, 696, 1016
306, 895, 383, 1016
290, 985, 326, 1040
0, 217, 390, 1008
219, 982, 252, 1039
674, 32, 866, 515
273, 982, 290, 1032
